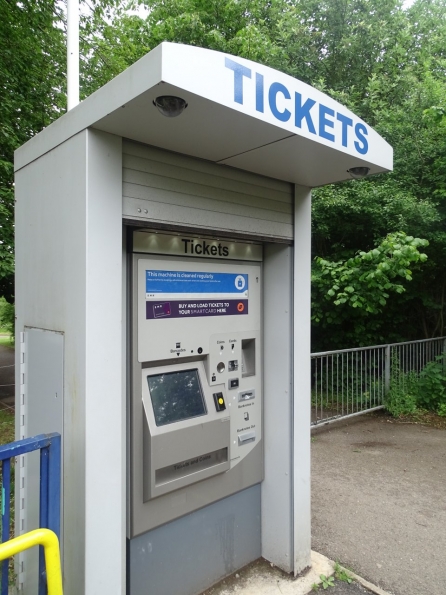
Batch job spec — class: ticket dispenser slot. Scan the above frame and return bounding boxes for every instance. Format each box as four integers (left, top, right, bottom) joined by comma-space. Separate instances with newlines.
130, 241, 263, 538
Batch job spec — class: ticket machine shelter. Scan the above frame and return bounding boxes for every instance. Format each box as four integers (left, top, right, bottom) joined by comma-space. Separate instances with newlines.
14, 43, 392, 595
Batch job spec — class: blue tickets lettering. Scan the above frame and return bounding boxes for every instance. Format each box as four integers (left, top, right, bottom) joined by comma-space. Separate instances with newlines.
225, 58, 370, 156
269, 82, 291, 122
256, 73, 264, 113
225, 57, 251, 105
319, 104, 335, 142
354, 123, 369, 154
295, 93, 316, 134
336, 113, 353, 147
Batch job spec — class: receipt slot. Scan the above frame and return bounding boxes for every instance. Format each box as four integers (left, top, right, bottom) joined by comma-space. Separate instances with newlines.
129, 234, 263, 537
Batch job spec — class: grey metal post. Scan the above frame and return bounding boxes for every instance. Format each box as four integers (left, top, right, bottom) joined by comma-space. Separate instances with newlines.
384, 345, 391, 395
292, 185, 312, 575
443, 339, 446, 375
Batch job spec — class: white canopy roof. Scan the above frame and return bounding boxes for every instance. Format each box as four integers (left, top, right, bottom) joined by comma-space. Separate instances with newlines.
15, 43, 392, 186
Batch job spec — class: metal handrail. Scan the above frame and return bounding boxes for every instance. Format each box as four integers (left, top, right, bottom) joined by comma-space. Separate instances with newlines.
311, 337, 446, 427
311, 336, 446, 358
0, 433, 61, 594
0, 529, 62, 595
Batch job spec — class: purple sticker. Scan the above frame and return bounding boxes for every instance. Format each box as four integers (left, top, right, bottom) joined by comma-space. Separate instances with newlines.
146, 299, 248, 319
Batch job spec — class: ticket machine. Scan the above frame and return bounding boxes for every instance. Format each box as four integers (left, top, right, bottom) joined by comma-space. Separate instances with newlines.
14, 40, 393, 595
129, 231, 263, 538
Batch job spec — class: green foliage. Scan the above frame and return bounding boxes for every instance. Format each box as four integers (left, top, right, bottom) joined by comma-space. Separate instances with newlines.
315, 232, 428, 313
2, 0, 446, 355
334, 562, 353, 584
0, 408, 16, 584
312, 54, 446, 348
0, 409, 15, 446
0, 298, 14, 340
416, 355, 446, 413
306, 1, 446, 349
385, 355, 418, 416
312, 232, 429, 348
385, 353, 446, 417
0, 0, 67, 302
319, 574, 335, 589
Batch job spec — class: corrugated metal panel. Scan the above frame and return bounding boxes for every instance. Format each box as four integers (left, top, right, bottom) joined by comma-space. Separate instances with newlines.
122, 140, 293, 241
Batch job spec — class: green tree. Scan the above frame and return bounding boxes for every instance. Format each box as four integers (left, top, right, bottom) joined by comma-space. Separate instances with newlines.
311, 57, 446, 348
0, 0, 67, 301
3, 0, 446, 352
312, 233, 429, 348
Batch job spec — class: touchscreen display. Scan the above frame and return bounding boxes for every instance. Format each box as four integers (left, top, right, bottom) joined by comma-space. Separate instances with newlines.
147, 369, 207, 427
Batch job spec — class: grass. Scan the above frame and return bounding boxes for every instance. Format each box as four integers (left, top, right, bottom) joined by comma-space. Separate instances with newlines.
0, 409, 15, 444
0, 408, 15, 586
0, 334, 13, 347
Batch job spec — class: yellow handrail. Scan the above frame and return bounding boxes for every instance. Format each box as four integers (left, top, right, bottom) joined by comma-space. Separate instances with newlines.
0, 528, 63, 595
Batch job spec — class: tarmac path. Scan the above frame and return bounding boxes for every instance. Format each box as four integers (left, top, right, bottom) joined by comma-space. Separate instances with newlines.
311, 413, 446, 595
2, 342, 444, 594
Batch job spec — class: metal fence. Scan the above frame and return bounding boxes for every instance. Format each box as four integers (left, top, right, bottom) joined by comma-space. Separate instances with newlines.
311, 337, 446, 427
0, 433, 61, 595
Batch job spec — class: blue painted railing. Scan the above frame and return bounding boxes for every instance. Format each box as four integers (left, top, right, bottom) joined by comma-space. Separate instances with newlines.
0, 433, 61, 595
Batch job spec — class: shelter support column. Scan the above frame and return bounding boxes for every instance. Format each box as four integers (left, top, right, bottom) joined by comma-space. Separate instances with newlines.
293, 185, 312, 574
261, 184, 312, 575
84, 130, 125, 595
262, 243, 294, 572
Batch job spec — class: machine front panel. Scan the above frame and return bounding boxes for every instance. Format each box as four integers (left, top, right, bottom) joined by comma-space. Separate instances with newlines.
129, 242, 263, 537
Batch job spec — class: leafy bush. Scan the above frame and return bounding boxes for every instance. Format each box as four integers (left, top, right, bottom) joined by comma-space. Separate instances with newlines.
385, 356, 418, 417
385, 353, 446, 417
416, 356, 446, 414
0, 298, 14, 340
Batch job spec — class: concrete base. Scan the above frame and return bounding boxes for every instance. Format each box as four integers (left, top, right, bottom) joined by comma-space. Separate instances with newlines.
200, 551, 333, 594
200, 552, 393, 595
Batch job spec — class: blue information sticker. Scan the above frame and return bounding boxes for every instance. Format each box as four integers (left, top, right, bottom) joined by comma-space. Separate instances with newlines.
146, 270, 248, 299
145, 270, 249, 319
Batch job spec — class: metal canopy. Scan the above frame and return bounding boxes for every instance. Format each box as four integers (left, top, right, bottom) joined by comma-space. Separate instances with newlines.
15, 43, 393, 186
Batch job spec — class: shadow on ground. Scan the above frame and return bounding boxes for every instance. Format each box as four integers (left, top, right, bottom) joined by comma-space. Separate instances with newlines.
312, 412, 446, 595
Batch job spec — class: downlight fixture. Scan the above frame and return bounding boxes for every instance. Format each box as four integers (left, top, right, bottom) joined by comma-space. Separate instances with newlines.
347, 166, 370, 179
153, 96, 188, 118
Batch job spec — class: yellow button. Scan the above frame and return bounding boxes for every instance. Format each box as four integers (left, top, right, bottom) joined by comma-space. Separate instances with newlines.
218, 398, 224, 405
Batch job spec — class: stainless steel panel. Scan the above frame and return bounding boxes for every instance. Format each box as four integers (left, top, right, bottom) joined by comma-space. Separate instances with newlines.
122, 140, 294, 241
129, 486, 261, 595
22, 328, 64, 595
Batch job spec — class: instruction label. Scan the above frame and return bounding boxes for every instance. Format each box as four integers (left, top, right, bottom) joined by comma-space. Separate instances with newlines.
146, 270, 249, 319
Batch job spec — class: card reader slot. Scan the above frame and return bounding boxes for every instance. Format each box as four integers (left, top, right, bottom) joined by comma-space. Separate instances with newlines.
238, 389, 255, 402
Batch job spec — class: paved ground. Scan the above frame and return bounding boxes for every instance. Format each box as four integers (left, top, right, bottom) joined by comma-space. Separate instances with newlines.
327, 582, 370, 594
4, 339, 443, 594
312, 413, 446, 595
0, 342, 15, 409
